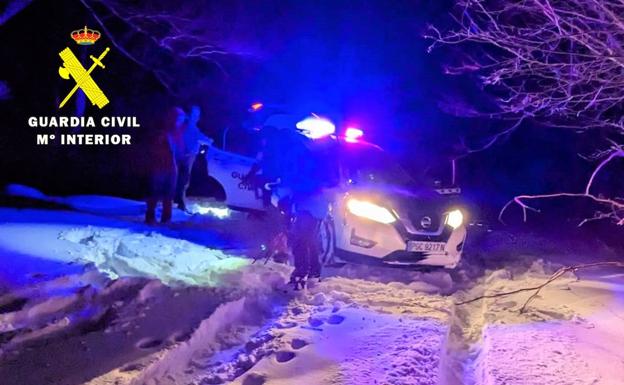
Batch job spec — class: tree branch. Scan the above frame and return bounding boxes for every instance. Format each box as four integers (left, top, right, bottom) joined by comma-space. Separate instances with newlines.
0, 0, 33, 26
429, 0, 624, 226
456, 262, 624, 313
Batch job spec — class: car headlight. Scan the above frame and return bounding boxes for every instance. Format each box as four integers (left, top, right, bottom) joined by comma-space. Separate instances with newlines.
446, 209, 464, 229
346, 198, 396, 224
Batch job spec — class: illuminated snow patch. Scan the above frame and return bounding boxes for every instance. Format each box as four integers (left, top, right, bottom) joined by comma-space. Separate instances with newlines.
59, 227, 249, 286
189, 204, 231, 219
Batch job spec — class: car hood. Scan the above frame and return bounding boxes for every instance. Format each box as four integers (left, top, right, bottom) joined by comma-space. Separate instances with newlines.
347, 183, 454, 231
348, 183, 445, 207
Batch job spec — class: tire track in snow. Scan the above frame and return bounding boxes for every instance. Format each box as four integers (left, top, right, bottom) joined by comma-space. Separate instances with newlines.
216, 275, 455, 385
440, 281, 488, 385
442, 261, 604, 385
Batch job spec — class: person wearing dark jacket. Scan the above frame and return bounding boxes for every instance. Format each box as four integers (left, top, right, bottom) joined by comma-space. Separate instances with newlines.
256, 125, 334, 288
284, 135, 335, 288
244, 116, 335, 289
144, 106, 186, 224
173, 105, 213, 211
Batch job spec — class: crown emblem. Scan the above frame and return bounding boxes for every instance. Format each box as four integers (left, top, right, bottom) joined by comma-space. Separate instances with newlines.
71, 26, 101, 45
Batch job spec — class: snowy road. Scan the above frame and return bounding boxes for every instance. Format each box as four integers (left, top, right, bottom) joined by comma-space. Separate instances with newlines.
0, 191, 623, 385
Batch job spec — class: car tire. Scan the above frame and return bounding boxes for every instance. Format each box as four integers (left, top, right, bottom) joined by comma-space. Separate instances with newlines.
191, 175, 227, 202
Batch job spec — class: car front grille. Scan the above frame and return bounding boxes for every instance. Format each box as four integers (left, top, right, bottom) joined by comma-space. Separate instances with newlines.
407, 210, 443, 233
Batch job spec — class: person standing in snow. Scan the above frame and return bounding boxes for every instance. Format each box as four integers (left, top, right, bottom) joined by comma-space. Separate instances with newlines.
144, 106, 186, 225
173, 105, 214, 212
244, 115, 336, 289
243, 125, 288, 208
242, 124, 293, 264
284, 134, 336, 289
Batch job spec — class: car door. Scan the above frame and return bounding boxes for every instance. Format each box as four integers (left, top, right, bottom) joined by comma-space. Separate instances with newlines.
206, 146, 264, 211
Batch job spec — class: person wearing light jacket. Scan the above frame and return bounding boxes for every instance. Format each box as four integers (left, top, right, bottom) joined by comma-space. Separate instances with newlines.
173, 105, 214, 211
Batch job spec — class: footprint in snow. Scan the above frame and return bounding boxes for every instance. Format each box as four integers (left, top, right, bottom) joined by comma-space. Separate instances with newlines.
291, 338, 308, 350
275, 321, 297, 329
327, 314, 345, 325
308, 317, 324, 327
120, 362, 144, 372
0, 297, 28, 314
498, 300, 517, 309
242, 373, 266, 385
201, 375, 225, 384
171, 331, 192, 343
536, 309, 567, 320
136, 337, 163, 350
275, 351, 296, 363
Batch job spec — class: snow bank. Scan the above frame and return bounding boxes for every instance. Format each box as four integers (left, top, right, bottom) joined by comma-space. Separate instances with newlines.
3, 191, 623, 385
450, 259, 624, 385
58, 226, 288, 288
63, 195, 146, 216
5, 184, 48, 200
233, 307, 447, 385
132, 298, 248, 385
5, 184, 145, 215
325, 261, 455, 294
0, 202, 291, 385
4, 184, 232, 221
187, 276, 455, 385
477, 324, 600, 385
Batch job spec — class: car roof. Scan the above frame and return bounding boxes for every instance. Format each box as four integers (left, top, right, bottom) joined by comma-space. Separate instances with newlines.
335, 136, 384, 152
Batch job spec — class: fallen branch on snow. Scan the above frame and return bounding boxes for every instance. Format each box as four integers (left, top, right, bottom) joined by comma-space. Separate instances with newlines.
455, 262, 624, 313
499, 147, 624, 226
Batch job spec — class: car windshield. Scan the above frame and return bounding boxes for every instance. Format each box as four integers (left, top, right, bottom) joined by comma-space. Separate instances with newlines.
340, 144, 417, 187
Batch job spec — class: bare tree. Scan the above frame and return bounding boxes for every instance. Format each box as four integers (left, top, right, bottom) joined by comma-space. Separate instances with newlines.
0, 0, 33, 26
427, 0, 624, 225
79, 0, 295, 95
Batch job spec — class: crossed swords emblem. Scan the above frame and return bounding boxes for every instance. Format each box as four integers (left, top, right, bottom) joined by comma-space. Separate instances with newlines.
58, 47, 110, 109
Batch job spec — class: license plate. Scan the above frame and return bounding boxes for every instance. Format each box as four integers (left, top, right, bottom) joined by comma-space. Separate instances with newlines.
407, 241, 446, 253
435, 187, 461, 195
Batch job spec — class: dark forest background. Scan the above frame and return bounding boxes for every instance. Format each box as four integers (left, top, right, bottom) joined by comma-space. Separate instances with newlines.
0, 0, 618, 241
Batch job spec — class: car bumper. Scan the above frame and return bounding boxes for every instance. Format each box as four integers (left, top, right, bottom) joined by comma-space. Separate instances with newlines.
334, 213, 466, 268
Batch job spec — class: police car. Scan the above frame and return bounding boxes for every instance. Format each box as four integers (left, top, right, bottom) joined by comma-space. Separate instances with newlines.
205, 112, 466, 269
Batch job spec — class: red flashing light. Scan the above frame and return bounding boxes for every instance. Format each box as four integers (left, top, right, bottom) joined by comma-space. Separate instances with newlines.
345, 127, 364, 143
250, 102, 264, 112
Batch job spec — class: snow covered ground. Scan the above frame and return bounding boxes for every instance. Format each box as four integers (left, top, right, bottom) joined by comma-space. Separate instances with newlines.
1, 186, 623, 385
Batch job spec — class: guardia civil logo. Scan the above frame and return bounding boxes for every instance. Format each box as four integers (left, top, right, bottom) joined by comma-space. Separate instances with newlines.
58, 26, 110, 109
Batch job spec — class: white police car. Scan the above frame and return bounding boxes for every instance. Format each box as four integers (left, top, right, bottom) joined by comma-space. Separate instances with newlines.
205, 114, 466, 269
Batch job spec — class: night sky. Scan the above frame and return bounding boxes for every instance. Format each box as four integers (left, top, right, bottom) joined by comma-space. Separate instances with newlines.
0, 0, 613, 228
